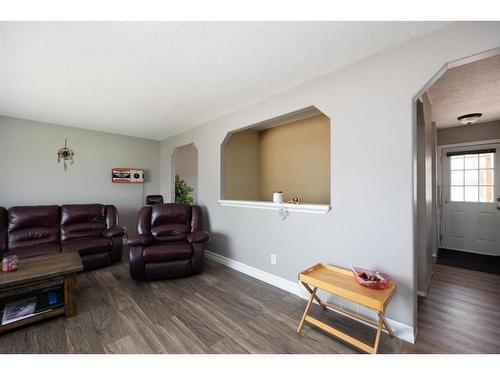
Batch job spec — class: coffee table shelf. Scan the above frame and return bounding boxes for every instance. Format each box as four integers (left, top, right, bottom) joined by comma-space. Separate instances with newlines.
0, 252, 83, 333
0, 307, 65, 333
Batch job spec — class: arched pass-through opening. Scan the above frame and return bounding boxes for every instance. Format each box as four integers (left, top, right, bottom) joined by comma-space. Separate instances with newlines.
220, 106, 331, 206
171, 143, 198, 204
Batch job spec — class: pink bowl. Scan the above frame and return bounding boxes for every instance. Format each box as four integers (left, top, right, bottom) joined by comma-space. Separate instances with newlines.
352, 267, 391, 289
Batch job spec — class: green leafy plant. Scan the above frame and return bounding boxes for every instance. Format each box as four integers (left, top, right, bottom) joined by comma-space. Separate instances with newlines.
175, 174, 194, 204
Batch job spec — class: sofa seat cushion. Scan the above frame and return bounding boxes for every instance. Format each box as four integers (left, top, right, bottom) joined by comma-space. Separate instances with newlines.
62, 238, 112, 256
5, 243, 60, 259
143, 242, 192, 263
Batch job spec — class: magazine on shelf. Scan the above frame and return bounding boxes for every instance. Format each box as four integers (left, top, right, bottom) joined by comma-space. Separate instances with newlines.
1, 297, 37, 325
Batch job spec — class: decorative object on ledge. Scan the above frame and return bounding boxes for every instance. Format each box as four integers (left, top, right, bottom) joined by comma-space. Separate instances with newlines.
57, 139, 74, 171
175, 175, 194, 204
288, 195, 301, 204
112, 168, 144, 183
217, 200, 331, 214
273, 191, 283, 204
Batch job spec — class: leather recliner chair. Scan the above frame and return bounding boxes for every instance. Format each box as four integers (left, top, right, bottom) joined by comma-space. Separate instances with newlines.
127, 203, 209, 280
0, 204, 124, 271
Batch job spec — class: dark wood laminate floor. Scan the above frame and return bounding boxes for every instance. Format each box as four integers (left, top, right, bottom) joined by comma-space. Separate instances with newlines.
402, 263, 500, 354
0, 255, 498, 354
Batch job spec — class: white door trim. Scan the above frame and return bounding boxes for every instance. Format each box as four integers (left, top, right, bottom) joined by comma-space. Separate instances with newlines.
437, 138, 500, 151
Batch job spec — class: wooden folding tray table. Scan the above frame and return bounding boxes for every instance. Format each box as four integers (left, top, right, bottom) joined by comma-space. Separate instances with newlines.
297, 263, 396, 354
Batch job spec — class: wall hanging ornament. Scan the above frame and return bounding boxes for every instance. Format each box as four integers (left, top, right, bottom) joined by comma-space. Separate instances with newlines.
111, 168, 145, 183
57, 138, 74, 171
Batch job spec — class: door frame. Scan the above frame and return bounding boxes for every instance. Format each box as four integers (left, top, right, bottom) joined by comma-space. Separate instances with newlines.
437, 138, 500, 254
412, 47, 500, 340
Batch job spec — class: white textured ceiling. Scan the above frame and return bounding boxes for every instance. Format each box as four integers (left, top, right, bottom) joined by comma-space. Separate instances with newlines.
428, 53, 500, 129
0, 22, 448, 140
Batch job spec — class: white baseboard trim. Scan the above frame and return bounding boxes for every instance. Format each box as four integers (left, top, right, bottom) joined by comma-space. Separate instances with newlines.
206, 250, 302, 295
205, 250, 415, 344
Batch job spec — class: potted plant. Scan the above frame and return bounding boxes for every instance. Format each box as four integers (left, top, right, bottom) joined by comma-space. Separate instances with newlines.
175, 175, 194, 204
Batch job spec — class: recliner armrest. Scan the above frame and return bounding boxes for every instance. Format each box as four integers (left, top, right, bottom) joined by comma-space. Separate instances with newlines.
127, 234, 154, 247
186, 231, 209, 244
102, 226, 125, 239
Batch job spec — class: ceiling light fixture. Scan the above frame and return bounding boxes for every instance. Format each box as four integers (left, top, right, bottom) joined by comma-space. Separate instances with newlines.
457, 113, 482, 125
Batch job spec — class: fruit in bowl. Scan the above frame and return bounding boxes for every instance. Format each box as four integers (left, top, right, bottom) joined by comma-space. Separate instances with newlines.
351, 267, 390, 289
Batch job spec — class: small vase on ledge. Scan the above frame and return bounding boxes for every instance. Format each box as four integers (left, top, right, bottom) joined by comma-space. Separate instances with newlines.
273, 191, 283, 204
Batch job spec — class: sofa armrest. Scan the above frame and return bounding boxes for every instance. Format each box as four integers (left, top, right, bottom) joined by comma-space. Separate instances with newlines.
186, 231, 209, 244
127, 234, 154, 247
102, 226, 125, 239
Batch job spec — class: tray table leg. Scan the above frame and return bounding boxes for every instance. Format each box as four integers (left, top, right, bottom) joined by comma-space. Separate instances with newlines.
302, 282, 326, 309
371, 312, 385, 354
297, 286, 317, 333
381, 314, 394, 337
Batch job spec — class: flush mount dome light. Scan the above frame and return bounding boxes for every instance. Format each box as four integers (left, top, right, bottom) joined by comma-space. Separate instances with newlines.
457, 113, 482, 125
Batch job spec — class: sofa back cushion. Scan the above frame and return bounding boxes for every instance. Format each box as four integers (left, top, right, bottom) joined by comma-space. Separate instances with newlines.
7, 205, 60, 249
151, 204, 191, 242
61, 204, 106, 242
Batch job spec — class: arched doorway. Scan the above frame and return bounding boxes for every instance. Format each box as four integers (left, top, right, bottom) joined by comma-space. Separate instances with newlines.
171, 143, 198, 204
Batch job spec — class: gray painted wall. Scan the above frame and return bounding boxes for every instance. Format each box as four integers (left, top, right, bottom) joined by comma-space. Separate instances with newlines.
438, 120, 500, 145
0, 116, 161, 233
159, 23, 500, 329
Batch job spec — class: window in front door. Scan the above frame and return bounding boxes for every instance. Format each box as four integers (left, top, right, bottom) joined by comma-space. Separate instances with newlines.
449, 151, 495, 203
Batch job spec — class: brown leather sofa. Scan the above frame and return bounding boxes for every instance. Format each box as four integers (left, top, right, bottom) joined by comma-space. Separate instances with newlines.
0, 204, 124, 271
127, 203, 209, 280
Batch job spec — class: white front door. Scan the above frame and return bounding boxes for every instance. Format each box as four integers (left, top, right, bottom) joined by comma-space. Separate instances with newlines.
442, 144, 500, 256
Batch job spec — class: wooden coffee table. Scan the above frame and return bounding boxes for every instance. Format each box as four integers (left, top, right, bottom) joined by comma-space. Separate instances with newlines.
0, 252, 83, 333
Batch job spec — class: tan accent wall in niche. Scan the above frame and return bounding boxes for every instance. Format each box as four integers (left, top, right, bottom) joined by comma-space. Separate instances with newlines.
223, 113, 331, 204
224, 129, 260, 201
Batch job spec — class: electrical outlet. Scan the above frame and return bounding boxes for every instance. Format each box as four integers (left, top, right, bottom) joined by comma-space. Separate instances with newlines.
270, 254, 277, 265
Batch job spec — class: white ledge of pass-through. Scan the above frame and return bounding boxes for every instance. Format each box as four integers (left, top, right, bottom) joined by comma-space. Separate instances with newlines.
217, 200, 331, 214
